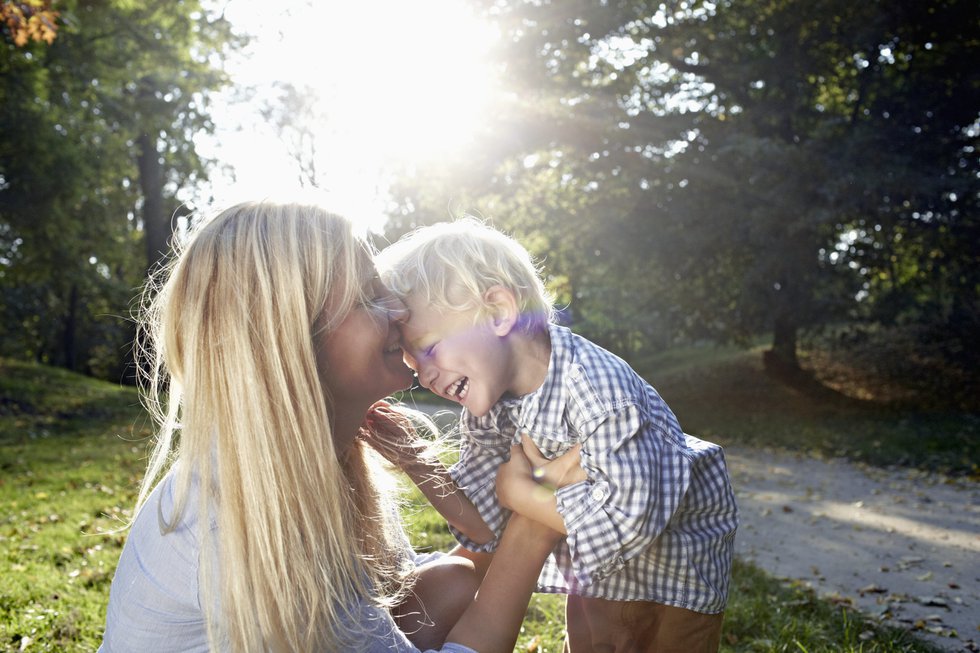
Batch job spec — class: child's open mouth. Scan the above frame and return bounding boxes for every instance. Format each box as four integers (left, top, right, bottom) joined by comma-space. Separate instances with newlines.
446, 377, 469, 401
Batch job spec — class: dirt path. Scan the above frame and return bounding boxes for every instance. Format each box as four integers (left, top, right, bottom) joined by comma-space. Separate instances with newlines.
726, 445, 979, 651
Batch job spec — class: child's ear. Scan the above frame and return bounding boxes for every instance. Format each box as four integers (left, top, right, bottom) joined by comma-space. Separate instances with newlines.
483, 286, 520, 336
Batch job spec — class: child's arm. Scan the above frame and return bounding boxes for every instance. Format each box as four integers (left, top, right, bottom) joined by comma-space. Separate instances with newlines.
360, 401, 495, 546
495, 436, 586, 534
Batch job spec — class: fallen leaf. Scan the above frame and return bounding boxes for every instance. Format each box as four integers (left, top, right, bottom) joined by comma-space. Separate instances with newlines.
917, 596, 950, 608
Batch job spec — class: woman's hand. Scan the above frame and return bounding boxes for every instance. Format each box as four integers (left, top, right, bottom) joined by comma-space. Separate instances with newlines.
521, 435, 588, 490
358, 400, 427, 470
364, 401, 496, 545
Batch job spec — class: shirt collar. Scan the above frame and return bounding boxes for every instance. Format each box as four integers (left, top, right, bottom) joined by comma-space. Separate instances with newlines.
497, 323, 573, 439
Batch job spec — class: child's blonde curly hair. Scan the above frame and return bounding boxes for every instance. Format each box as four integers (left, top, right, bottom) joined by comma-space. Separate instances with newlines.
376, 217, 555, 333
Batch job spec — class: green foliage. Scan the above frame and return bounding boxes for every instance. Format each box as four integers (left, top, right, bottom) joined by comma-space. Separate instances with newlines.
0, 0, 239, 378
386, 0, 979, 378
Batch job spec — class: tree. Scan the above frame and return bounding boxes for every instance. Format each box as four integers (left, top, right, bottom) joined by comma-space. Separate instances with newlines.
386, 0, 979, 378
0, 0, 238, 377
1, 0, 58, 47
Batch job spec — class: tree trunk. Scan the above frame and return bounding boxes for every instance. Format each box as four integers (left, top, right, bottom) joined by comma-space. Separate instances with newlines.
137, 131, 168, 274
61, 283, 79, 371
762, 308, 803, 381
770, 311, 799, 370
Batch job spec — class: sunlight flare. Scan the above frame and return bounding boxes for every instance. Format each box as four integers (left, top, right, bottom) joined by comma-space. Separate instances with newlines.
199, 0, 500, 231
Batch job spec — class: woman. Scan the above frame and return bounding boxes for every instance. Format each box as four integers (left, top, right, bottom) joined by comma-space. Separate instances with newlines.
99, 201, 562, 652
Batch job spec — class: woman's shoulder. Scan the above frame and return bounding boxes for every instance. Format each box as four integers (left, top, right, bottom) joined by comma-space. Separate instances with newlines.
101, 470, 209, 651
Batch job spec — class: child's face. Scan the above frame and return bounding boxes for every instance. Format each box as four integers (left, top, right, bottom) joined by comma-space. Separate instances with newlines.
399, 293, 515, 417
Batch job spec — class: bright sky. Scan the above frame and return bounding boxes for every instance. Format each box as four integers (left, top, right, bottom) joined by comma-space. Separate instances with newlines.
194, 0, 500, 233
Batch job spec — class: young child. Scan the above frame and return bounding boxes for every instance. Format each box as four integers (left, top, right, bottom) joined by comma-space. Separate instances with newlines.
377, 219, 739, 652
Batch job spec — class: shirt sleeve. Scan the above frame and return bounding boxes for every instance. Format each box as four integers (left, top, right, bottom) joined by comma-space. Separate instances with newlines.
554, 402, 692, 588
446, 410, 514, 553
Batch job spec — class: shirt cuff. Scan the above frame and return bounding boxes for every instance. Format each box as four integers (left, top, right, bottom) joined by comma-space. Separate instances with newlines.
448, 523, 499, 553
430, 644, 478, 653
554, 479, 614, 587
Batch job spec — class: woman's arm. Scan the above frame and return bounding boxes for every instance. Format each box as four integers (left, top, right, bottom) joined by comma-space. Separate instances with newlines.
444, 510, 562, 653
360, 401, 495, 545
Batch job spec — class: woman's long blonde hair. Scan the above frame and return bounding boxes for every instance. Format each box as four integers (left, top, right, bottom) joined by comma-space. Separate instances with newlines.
134, 201, 409, 651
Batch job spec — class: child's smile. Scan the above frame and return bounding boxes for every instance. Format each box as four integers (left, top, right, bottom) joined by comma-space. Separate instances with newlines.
399, 294, 516, 417
446, 377, 469, 401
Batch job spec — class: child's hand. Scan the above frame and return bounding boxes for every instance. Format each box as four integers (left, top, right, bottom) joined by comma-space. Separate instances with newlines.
521, 435, 587, 490
359, 400, 426, 468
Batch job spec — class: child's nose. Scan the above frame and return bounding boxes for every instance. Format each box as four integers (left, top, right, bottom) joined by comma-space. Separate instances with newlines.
415, 360, 438, 389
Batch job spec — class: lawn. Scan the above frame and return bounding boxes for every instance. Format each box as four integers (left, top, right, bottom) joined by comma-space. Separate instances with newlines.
1, 352, 962, 652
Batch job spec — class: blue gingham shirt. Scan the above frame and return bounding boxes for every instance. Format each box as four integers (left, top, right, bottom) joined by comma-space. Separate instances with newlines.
448, 324, 738, 612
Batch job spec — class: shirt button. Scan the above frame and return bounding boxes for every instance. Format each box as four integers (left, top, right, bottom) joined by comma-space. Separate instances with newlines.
590, 487, 605, 502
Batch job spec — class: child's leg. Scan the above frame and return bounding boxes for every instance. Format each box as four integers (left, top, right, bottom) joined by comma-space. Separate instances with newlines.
394, 554, 481, 650
566, 596, 724, 653
564, 595, 594, 653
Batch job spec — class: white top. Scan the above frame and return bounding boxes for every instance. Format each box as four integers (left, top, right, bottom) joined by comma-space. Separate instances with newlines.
99, 470, 475, 653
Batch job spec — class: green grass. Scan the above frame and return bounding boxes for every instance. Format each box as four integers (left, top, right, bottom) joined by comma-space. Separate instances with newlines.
0, 354, 960, 652
0, 359, 149, 652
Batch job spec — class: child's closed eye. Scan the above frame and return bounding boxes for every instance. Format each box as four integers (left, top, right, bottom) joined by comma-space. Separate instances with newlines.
406, 342, 436, 362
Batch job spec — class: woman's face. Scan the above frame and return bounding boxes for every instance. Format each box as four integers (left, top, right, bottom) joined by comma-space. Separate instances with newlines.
315, 273, 415, 421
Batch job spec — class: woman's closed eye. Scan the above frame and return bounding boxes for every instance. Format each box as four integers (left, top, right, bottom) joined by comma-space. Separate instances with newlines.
361, 293, 409, 322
